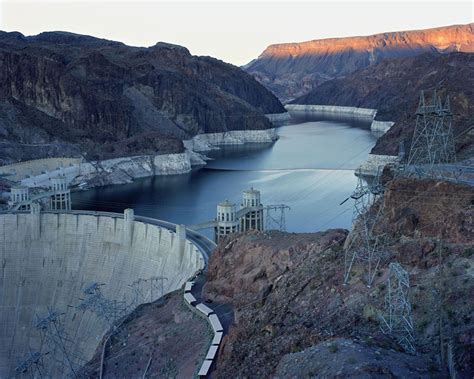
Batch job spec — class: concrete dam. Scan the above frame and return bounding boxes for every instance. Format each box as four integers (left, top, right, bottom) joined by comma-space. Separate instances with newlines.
0, 210, 205, 377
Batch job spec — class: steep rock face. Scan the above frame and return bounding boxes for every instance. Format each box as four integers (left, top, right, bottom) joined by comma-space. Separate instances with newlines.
0, 31, 284, 164
203, 179, 474, 377
381, 178, 474, 243
293, 52, 474, 158
245, 23, 473, 102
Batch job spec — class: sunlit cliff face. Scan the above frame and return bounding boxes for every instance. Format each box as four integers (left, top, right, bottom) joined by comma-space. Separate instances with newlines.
245, 23, 473, 102
260, 23, 473, 58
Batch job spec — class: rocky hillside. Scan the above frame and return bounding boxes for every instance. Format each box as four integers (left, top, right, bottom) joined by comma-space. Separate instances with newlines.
79, 291, 210, 378
203, 178, 474, 378
0, 31, 284, 164
293, 52, 474, 158
245, 23, 473, 102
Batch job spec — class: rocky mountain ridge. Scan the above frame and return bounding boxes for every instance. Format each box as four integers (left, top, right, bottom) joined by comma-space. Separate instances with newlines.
0, 31, 284, 165
245, 23, 473, 102
292, 52, 474, 158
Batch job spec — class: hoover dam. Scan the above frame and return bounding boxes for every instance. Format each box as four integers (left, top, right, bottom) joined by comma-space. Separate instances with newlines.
0, 209, 206, 377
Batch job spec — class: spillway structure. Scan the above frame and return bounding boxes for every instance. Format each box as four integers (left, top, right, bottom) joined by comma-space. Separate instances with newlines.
0, 208, 205, 377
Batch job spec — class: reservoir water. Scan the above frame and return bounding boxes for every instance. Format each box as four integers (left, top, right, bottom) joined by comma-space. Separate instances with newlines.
72, 118, 377, 237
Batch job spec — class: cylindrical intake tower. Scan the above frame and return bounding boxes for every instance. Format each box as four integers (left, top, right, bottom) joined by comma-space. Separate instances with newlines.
9, 186, 30, 210
215, 200, 239, 243
50, 176, 71, 211
241, 187, 264, 232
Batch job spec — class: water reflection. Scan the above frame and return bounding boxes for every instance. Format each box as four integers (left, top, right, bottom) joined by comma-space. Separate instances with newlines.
72, 119, 377, 236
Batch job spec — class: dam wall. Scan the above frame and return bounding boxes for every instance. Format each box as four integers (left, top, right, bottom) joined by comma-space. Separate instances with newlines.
0, 211, 204, 377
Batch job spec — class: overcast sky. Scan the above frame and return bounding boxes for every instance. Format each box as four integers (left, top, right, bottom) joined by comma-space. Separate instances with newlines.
1, 0, 472, 65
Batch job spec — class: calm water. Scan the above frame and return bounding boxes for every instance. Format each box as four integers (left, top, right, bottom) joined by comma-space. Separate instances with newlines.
72, 118, 377, 237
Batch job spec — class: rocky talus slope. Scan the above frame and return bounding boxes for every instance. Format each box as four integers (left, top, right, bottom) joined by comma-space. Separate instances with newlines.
203, 178, 474, 378
0, 31, 284, 165
293, 52, 474, 159
245, 23, 473, 102
79, 291, 210, 378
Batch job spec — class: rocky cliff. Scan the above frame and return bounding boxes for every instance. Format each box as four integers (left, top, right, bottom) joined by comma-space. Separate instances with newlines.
0, 31, 284, 165
245, 24, 473, 102
293, 52, 474, 158
203, 178, 474, 378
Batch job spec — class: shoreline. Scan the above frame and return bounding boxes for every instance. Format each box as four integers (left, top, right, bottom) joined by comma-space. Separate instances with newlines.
285, 104, 395, 136
0, 128, 280, 193
1, 109, 395, 194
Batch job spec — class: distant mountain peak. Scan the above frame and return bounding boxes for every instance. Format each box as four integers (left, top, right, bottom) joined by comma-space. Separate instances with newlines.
245, 23, 474, 102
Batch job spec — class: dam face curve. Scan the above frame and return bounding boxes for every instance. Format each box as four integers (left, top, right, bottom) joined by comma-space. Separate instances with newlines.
0, 211, 205, 377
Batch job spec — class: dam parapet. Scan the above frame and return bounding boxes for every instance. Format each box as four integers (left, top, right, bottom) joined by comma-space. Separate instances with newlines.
0, 209, 205, 377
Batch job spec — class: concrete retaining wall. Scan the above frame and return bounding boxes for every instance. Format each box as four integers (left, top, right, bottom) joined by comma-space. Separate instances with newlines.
0, 211, 204, 377
371, 120, 395, 135
356, 154, 399, 176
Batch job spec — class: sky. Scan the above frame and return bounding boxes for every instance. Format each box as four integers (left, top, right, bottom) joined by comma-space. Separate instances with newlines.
0, 0, 472, 65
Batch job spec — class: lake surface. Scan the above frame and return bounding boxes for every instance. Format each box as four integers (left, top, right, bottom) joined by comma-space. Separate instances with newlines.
72, 118, 377, 238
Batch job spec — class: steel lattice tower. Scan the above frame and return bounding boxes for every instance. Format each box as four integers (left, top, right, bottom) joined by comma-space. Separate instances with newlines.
380, 262, 416, 353
265, 204, 290, 231
406, 90, 456, 178
77, 283, 128, 329
34, 308, 81, 378
128, 276, 168, 307
344, 168, 387, 287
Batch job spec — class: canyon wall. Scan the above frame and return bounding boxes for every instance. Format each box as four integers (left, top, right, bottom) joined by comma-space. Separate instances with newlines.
245, 23, 473, 102
0, 31, 284, 165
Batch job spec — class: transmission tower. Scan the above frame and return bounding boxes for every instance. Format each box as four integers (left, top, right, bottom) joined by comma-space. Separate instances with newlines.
406, 90, 456, 178
15, 351, 44, 377
343, 168, 387, 287
264, 204, 290, 231
34, 308, 80, 378
77, 283, 128, 329
380, 262, 416, 353
128, 276, 168, 308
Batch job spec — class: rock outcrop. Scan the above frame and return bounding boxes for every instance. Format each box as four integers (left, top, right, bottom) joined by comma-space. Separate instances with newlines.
0, 31, 285, 165
203, 178, 474, 378
293, 52, 474, 159
245, 23, 473, 102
